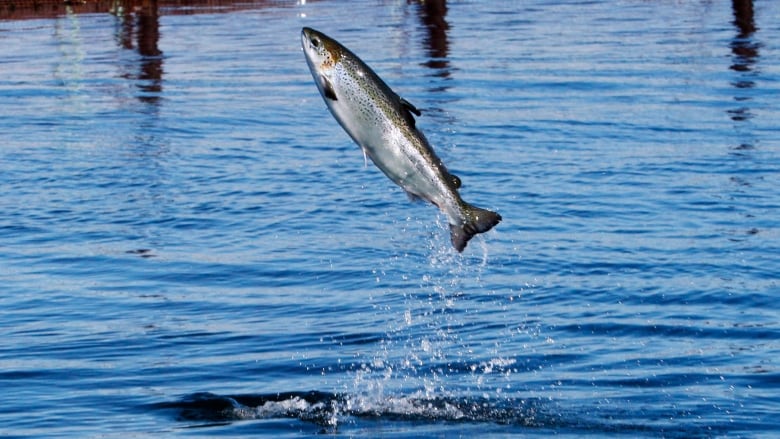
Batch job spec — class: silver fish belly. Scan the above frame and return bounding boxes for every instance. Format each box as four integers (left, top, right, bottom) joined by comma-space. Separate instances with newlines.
301, 27, 500, 252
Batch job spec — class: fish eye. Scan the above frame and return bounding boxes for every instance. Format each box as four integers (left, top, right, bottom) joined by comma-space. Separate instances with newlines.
311, 37, 320, 48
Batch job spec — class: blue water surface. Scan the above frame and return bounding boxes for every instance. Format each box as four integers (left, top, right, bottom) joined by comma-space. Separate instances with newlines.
1, 0, 779, 437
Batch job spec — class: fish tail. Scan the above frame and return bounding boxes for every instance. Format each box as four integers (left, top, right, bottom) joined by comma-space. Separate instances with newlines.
449, 203, 502, 252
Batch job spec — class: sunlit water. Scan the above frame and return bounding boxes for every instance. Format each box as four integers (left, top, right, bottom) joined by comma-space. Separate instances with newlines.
1, 0, 779, 437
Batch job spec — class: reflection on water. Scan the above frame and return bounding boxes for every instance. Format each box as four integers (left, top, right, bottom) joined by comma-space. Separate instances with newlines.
0, 0, 289, 20
416, 0, 450, 80
115, 0, 164, 104
727, 0, 763, 240
730, 0, 758, 73
47, 1, 164, 109
728, 0, 759, 126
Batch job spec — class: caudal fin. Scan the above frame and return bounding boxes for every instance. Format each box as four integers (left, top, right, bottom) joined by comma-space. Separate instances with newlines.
449, 204, 502, 252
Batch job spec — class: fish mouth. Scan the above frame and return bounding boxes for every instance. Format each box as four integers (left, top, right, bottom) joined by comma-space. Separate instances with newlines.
301, 27, 312, 51
301, 27, 311, 44
301, 27, 321, 52
301, 28, 318, 72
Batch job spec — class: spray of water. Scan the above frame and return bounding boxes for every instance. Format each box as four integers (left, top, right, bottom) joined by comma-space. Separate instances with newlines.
329, 215, 527, 426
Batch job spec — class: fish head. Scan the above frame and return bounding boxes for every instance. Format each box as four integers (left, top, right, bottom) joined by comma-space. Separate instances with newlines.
301, 27, 343, 101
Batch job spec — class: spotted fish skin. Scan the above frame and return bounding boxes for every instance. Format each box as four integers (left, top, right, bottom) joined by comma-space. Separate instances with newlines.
301, 27, 500, 252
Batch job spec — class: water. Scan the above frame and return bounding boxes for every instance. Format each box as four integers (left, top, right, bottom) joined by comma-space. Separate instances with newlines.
1, 0, 779, 437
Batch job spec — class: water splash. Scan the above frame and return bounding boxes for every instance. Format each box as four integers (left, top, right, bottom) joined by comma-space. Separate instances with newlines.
332, 214, 520, 417
153, 391, 543, 429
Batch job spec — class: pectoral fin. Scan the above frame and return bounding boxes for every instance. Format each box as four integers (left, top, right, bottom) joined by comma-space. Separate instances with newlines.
405, 190, 423, 202
320, 75, 338, 101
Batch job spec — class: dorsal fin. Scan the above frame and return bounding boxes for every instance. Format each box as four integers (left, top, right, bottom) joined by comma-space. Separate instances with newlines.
400, 97, 421, 116
399, 97, 421, 127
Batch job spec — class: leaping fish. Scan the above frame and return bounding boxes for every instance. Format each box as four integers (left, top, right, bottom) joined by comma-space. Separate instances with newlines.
301, 27, 501, 252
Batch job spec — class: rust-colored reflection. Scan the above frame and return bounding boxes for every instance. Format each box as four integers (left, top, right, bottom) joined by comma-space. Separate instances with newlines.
730, 0, 759, 75
113, 0, 164, 104
728, 0, 759, 124
415, 0, 450, 80
1, 0, 294, 20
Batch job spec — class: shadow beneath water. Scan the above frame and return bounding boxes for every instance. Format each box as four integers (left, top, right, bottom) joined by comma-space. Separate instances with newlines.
149, 390, 734, 437
150, 391, 544, 428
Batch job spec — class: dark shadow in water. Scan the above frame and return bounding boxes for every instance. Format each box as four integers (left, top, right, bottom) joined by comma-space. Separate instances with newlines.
149, 391, 733, 437
415, 0, 450, 80
414, 0, 455, 100
727, 0, 763, 241
727, 0, 759, 126
150, 391, 544, 428
115, 0, 164, 105
413, 0, 458, 125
